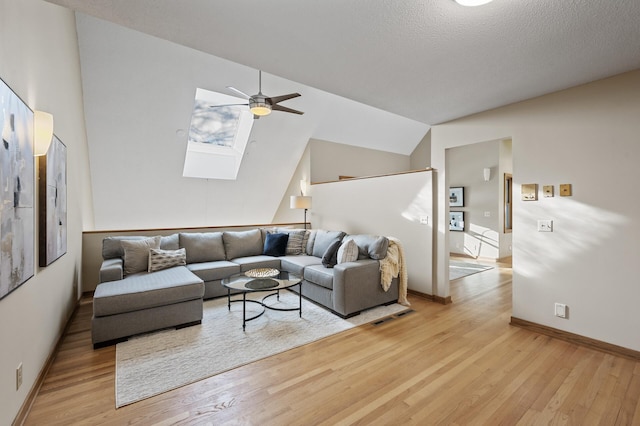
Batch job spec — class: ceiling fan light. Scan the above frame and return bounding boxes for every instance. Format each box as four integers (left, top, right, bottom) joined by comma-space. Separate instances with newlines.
249, 101, 272, 116
454, 0, 493, 6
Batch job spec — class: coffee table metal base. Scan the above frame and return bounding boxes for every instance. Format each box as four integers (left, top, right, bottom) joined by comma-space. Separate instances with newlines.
227, 285, 302, 330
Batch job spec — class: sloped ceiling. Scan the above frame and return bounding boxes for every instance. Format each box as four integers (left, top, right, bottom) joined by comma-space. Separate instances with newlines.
45, 0, 640, 229
46, 0, 640, 125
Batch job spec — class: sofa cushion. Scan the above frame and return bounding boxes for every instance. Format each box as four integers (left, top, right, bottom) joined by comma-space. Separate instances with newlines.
345, 234, 390, 260
148, 248, 186, 273
187, 260, 240, 282
276, 228, 307, 255
280, 255, 323, 276
321, 240, 341, 268
122, 236, 161, 275
102, 236, 146, 260
93, 266, 204, 317
304, 264, 335, 290
179, 232, 226, 263
312, 230, 346, 258
223, 229, 263, 260
232, 255, 282, 272
263, 232, 289, 256
160, 233, 179, 250
337, 239, 359, 264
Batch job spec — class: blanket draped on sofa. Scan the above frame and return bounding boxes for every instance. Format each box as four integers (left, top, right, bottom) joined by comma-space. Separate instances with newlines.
380, 237, 409, 306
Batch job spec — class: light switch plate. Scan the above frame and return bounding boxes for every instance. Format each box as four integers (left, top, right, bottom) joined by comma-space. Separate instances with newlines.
560, 184, 572, 196
521, 183, 538, 201
537, 219, 553, 232
543, 185, 554, 197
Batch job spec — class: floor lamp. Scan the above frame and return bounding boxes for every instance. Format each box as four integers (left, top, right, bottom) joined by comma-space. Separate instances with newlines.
290, 196, 312, 229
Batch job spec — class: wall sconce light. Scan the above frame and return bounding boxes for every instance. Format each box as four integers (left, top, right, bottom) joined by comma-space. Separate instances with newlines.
290, 195, 312, 229
34, 110, 54, 156
299, 179, 308, 196
483, 167, 491, 182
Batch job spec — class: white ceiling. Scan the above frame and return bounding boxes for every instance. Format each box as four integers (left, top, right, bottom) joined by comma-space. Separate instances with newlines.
45, 0, 640, 125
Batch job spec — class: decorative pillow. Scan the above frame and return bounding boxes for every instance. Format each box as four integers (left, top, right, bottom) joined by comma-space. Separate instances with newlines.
179, 232, 225, 263
312, 230, 346, 258
121, 236, 161, 275
321, 240, 341, 268
148, 248, 187, 273
223, 229, 263, 260
276, 228, 307, 255
263, 233, 289, 257
337, 239, 359, 264
368, 236, 390, 260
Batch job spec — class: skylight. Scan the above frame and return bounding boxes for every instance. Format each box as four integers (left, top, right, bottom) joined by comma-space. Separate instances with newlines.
182, 88, 254, 180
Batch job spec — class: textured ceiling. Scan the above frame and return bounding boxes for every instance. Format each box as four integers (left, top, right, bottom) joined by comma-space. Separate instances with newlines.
46, 0, 640, 125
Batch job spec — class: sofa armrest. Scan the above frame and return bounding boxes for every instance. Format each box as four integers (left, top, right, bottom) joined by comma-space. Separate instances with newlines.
100, 258, 124, 283
332, 259, 389, 316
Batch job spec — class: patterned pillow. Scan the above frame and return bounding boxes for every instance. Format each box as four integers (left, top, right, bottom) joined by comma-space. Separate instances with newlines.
121, 236, 161, 275
148, 248, 187, 273
276, 228, 307, 255
337, 239, 359, 264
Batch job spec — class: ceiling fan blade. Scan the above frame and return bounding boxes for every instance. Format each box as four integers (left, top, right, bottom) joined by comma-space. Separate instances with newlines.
208, 103, 249, 108
268, 93, 301, 105
271, 104, 304, 115
226, 86, 252, 100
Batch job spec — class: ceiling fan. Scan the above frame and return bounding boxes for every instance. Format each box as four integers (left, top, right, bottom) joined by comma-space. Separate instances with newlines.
211, 71, 304, 119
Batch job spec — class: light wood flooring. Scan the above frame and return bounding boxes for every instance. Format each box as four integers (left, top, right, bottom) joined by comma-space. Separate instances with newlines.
23, 261, 640, 425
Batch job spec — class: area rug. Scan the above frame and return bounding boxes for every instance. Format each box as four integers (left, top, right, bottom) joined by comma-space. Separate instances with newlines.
450, 260, 493, 280
115, 291, 408, 407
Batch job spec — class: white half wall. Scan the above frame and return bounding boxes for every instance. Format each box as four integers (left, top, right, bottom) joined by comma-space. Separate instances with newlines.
432, 70, 640, 351
0, 1, 92, 424
307, 171, 434, 295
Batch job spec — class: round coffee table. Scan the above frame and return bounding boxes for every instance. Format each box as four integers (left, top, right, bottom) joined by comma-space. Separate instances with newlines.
221, 270, 302, 330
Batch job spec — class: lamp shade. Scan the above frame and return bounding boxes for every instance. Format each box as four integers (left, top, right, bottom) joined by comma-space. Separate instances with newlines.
34, 110, 54, 156
290, 195, 312, 209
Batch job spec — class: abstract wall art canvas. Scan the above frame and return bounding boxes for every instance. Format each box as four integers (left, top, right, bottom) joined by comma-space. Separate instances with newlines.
39, 135, 67, 266
1, 78, 35, 300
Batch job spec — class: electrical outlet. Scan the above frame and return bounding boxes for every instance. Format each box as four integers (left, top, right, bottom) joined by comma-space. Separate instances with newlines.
16, 363, 22, 390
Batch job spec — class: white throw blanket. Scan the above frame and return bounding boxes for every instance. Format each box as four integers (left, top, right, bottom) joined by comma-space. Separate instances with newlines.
379, 237, 410, 306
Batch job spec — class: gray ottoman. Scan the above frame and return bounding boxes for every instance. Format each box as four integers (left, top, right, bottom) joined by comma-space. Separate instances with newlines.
92, 266, 204, 348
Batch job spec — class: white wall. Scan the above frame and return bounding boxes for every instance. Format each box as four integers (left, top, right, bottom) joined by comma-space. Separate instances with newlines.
498, 139, 513, 259
446, 140, 500, 259
0, 1, 92, 424
432, 70, 640, 351
308, 171, 434, 295
309, 139, 411, 183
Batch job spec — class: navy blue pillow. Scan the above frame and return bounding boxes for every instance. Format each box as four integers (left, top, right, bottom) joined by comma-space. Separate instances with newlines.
263, 233, 289, 257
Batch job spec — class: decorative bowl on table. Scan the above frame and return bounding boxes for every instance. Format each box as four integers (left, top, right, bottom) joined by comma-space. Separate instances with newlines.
244, 268, 280, 278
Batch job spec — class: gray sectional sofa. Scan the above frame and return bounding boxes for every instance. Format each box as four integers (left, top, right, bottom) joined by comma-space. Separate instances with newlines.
92, 227, 400, 347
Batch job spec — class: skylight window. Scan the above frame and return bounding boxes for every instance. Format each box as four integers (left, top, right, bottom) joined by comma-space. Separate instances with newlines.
182, 88, 254, 180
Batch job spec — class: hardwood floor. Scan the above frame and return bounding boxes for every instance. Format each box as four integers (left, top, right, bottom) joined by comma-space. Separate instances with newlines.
24, 263, 640, 425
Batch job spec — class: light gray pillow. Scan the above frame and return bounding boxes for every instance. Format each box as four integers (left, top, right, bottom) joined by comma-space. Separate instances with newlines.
311, 230, 346, 258
276, 228, 307, 255
148, 248, 186, 273
223, 229, 263, 260
179, 232, 225, 263
345, 234, 390, 260
102, 236, 146, 260
337, 239, 359, 264
121, 236, 161, 275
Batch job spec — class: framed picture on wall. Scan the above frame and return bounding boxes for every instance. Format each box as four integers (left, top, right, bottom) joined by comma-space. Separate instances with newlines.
450, 211, 464, 232
0, 78, 35, 300
449, 187, 464, 207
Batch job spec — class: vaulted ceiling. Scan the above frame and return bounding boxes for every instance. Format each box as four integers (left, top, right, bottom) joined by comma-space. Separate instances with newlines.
45, 0, 640, 125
